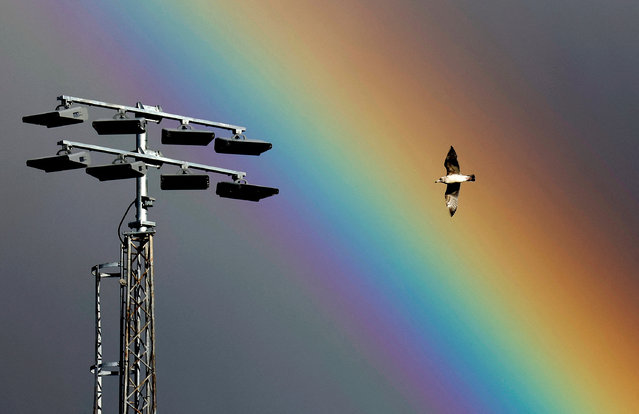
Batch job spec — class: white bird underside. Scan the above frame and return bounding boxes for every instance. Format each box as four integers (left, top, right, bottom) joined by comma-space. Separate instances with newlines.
440, 174, 474, 184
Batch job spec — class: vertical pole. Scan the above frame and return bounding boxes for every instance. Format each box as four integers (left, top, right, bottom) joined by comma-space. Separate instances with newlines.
136, 131, 146, 411
120, 129, 156, 413
136, 131, 148, 232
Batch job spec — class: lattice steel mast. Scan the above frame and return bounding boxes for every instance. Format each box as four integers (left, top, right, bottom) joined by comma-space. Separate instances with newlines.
120, 231, 156, 413
24, 95, 278, 414
117, 127, 157, 414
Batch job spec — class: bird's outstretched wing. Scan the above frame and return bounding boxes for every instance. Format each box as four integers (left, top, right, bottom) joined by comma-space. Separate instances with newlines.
445, 183, 460, 216
444, 146, 460, 175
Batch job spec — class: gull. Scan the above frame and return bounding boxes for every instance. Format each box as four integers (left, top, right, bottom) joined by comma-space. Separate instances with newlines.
435, 146, 475, 216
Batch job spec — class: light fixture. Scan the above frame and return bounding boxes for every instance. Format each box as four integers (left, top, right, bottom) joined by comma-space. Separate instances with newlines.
92, 111, 146, 135
161, 168, 210, 190
162, 125, 215, 146
214, 134, 272, 156
215, 180, 279, 202
22, 106, 88, 128
86, 159, 147, 181
26, 151, 91, 172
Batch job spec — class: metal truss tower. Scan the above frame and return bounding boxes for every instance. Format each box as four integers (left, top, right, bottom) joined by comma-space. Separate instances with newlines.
24, 95, 278, 413
90, 233, 157, 414
120, 231, 156, 414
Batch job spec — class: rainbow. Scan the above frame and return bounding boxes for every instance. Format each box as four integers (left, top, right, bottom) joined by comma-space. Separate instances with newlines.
9, 1, 639, 412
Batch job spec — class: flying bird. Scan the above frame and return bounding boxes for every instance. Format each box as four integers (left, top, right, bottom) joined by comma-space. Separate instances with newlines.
435, 146, 475, 216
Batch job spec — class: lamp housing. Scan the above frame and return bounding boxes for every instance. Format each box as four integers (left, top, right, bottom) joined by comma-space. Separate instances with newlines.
160, 174, 210, 190
216, 181, 279, 202
86, 161, 147, 181
26, 151, 91, 172
92, 118, 146, 135
214, 137, 272, 156
22, 106, 88, 128
162, 128, 215, 146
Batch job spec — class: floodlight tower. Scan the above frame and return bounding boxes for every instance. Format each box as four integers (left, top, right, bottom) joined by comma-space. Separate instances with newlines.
24, 95, 278, 414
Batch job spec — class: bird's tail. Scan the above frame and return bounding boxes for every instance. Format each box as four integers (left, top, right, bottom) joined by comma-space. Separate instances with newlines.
468, 174, 476, 182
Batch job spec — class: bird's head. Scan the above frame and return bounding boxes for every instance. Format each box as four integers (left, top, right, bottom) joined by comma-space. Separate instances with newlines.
435, 177, 443, 183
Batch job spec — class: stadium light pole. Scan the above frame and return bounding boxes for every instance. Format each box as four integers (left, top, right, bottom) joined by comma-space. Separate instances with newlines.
24, 95, 278, 414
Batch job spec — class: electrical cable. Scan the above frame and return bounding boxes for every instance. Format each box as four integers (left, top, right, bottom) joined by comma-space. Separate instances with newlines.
118, 199, 136, 246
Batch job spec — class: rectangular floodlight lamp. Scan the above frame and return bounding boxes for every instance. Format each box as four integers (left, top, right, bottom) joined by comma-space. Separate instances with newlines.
160, 174, 210, 190
162, 128, 215, 146
92, 118, 146, 135
216, 181, 279, 202
22, 106, 88, 128
26, 151, 91, 172
214, 137, 272, 156
86, 161, 147, 181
